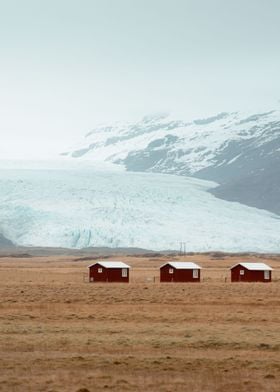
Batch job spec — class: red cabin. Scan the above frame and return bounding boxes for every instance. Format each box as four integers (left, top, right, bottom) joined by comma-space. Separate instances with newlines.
88, 261, 130, 283
160, 262, 201, 282
231, 262, 272, 282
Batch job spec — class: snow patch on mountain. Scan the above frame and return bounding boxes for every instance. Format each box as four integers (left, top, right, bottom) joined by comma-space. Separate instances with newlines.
63, 109, 280, 175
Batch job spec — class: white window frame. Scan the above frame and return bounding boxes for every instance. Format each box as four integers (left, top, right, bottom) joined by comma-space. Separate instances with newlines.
122, 268, 128, 277
193, 269, 198, 278
240, 270, 244, 275
264, 270, 270, 280
98, 267, 103, 273
169, 268, 174, 274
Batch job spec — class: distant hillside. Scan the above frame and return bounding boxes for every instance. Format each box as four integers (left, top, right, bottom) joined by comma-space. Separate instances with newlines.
0, 233, 14, 248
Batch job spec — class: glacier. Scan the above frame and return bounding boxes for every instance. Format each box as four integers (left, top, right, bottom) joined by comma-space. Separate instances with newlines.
0, 164, 280, 252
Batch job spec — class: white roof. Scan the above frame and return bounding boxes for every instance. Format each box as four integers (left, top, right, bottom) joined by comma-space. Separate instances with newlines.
88, 261, 130, 269
161, 262, 201, 269
231, 262, 273, 271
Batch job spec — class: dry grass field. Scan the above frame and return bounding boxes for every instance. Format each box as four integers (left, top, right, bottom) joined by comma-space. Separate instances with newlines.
0, 254, 279, 391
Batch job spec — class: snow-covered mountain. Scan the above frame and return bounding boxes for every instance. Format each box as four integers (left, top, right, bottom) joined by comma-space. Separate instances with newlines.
63, 109, 280, 214
0, 167, 280, 252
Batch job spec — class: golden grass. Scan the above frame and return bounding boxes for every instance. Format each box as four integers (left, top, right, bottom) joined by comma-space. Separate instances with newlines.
0, 254, 279, 391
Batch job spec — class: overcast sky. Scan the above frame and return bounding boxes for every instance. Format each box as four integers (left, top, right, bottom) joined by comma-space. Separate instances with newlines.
0, 0, 280, 159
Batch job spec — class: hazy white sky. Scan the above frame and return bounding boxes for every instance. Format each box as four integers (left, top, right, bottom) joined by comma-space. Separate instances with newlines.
0, 0, 280, 159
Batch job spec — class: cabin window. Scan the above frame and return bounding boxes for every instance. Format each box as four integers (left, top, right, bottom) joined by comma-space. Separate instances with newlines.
169, 268, 174, 274
98, 268, 103, 273
264, 270, 270, 280
240, 270, 244, 275
193, 269, 198, 278
122, 268, 127, 277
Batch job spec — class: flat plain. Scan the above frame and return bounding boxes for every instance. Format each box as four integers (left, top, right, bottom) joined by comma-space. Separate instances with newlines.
0, 253, 279, 392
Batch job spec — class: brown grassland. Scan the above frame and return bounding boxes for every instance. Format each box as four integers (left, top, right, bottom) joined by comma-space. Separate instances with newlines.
0, 254, 279, 391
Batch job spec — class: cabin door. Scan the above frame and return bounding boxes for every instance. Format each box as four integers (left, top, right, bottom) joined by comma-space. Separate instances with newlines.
239, 269, 245, 281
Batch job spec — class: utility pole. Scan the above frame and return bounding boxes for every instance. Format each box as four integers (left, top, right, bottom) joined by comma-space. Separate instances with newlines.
179, 242, 186, 255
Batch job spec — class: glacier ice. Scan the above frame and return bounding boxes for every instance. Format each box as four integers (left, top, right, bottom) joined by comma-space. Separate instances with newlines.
0, 166, 280, 252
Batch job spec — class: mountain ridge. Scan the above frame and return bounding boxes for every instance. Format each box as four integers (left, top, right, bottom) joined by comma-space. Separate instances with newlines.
63, 108, 280, 214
